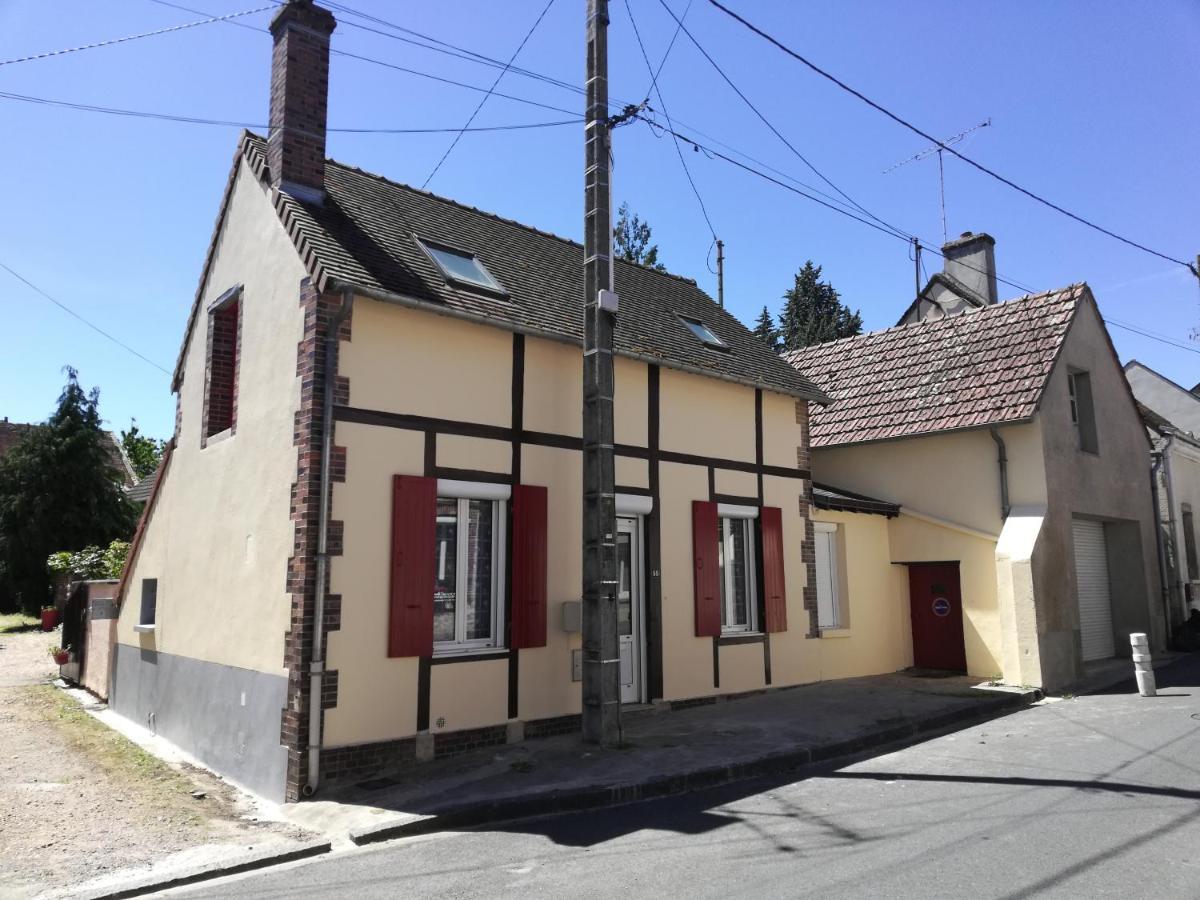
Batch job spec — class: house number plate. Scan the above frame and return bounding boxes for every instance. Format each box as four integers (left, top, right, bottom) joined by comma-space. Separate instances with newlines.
932, 598, 951, 617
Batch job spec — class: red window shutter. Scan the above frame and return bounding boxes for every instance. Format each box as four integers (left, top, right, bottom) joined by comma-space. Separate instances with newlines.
760, 506, 787, 633
692, 500, 721, 637
388, 475, 436, 658
510, 484, 548, 649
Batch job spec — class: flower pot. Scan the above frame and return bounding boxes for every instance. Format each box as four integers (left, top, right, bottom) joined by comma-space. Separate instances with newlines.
52, 650, 70, 666
41, 608, 59, 631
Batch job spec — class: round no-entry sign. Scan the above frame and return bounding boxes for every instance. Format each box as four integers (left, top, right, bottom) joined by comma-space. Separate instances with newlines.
932, 597, 951, 617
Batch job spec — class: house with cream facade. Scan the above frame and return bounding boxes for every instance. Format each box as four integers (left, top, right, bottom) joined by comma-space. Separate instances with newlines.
97, 0, 980, 804
787, 251, 1164, 692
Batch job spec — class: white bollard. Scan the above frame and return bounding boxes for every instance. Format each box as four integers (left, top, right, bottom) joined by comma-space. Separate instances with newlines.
1130, 632, 1156, 697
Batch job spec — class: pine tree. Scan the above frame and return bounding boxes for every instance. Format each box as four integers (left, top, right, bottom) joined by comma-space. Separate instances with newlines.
613, 202, 666, 271
0, 369, 136, 613
752, 305, 781, 353
779, 261, 863, 351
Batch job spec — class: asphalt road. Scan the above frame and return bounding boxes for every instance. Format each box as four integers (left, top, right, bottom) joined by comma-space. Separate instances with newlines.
172, 657, 1200, 900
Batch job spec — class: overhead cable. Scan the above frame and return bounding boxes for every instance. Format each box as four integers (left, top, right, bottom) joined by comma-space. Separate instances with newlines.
704, 0, 1196, 274
421, 0, 558, 189
0, 4, 278, 67
0, 260, 171, 375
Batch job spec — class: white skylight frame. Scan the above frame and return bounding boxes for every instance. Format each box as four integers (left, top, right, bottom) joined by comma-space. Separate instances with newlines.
678, 313, 728, 350
415, 236, 507, 294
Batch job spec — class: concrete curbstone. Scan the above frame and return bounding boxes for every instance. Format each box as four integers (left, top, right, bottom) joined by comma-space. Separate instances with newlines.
69, 838, 332, 900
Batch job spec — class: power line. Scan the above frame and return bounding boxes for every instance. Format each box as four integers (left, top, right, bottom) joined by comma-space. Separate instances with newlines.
640, 0, 693, 102
1104, 318, 1200, 356
655, 0, 912, 244
624, 0, 716, 241
421, 0, 557, 189
705, 0, 1197, 275
0, 4, 278, 67
0, 89, 580, 133
0, 260, 171, 375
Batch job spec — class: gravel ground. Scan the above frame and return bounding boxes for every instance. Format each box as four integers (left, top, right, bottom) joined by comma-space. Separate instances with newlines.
0, 626, 310, 899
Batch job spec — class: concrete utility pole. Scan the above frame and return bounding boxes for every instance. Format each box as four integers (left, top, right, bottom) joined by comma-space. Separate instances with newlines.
581, 0, 621, 745
716, 239, 725, 308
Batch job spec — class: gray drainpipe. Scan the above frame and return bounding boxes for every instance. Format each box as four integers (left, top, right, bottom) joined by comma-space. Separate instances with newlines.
1160, 432, 1184, 625
305, 286, 355, 798
1150, 445, 1175, 638
989, 428, 1010, 520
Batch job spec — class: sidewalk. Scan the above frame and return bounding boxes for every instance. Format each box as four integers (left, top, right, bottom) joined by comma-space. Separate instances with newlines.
288, 671, 1040, 845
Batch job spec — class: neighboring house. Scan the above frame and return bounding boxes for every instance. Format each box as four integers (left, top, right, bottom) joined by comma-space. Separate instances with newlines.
786, 277, 1163, 692
0, 417, 138, 488
896, 232, 998, 325
1125, 360, 1200, 626
106, 0, 923, 804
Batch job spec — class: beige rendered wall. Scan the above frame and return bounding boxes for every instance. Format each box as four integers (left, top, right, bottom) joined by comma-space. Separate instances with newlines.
811, 421, 1046, 537
808, 510, 912, 680
1033, 299, 1163, 685
116, 159, 307, 676
323, 299, 820, 744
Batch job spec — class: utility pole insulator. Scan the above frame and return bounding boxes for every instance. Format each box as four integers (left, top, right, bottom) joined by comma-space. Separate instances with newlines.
581, 0, 621, 747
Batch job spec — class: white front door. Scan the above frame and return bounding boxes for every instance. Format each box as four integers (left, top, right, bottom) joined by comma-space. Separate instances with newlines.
617, 516, 644, 705
1073, 519, 1115, 661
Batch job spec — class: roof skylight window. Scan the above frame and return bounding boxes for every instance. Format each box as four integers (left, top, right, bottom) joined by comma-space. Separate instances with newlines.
417, 238, 505, 293
679, 314, 728, 349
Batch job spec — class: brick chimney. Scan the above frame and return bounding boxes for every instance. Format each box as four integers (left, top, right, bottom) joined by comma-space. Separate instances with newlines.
941, 231, 998, 306
267, 0, 336, 204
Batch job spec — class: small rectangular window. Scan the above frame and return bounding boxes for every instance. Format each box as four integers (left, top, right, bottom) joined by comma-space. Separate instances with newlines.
417, 238, 505, 293
815, 523, 841, 629
433, 495, 506, 653
204, 288, 241, 442
1068, 370, 1099, 454
679, 314, 728, 349
718, 515, 757, 633
139, 578, 158, 627
1183, 505, 1198, 580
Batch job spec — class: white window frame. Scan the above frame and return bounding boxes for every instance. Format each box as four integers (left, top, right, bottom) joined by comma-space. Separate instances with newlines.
814, 522, 842, 631
718, 506, 758, 634
678, 314, 728, 349
1068, 371, 1080, 425
433, 481, 508, 657
415, 236, 507, 294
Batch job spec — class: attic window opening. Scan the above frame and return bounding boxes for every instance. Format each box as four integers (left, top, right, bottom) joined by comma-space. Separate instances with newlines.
203, 286, 241, 444
678, 314, 728, 350
417, 238, 506, 294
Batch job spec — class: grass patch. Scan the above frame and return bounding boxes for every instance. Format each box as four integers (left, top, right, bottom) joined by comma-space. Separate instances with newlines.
22, 684, 206, 825
0, 612, 40, 634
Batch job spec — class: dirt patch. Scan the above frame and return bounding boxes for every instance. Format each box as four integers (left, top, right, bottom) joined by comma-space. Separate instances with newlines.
0, 632, 310, 898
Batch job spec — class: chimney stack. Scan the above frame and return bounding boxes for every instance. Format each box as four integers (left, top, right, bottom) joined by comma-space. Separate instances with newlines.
941, 231, 998, 306
267, 0, 336, 203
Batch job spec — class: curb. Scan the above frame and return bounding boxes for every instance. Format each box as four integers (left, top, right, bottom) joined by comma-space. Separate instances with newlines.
69, 838, 333, 900
350, 690, 1037, 846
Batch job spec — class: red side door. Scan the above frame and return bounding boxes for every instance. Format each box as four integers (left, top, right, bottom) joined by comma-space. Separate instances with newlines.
907, 563, 967, 672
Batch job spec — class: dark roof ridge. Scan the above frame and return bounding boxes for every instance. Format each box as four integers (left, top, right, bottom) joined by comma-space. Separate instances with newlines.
240, 132, 702, 290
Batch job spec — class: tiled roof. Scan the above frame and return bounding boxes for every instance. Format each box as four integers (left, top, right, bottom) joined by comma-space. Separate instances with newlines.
233, 133, 826, 403
784, 284, 1086, 447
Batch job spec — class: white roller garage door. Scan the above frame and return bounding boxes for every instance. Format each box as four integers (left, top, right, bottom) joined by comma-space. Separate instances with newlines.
1073, 519, 1115, 661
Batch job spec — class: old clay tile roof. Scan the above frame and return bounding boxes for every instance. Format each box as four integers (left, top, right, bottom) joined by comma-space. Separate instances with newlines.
172, 133, 826, 404
784, 284, 1087, 448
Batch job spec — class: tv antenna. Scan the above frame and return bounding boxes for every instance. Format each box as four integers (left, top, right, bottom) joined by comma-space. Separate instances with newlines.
885, 118, 991, 245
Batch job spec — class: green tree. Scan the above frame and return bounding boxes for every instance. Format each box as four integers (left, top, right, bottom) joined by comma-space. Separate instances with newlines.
120, 419, 165, 480
778, 261, 863, 351
613, 202, 665, 271
0, 369, 136, 613
752, 305, 781, 353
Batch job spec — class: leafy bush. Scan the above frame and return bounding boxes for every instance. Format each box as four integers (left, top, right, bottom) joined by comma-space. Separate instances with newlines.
45, 539, 130, 580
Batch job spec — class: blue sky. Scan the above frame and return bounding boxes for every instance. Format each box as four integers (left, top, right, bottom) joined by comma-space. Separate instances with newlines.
1, 0, 1197, 439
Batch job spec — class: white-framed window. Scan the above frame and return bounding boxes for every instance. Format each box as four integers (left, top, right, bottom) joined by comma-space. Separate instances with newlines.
433, 482, 507, 655
814, 522, 841, 630
416, 237, 506, 294
718, 508, 758, 633
678, 314, 728, 349
134, 578, 158, 633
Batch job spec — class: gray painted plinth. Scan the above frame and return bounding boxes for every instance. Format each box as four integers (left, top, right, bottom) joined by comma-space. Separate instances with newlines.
110, 643, 289, 802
